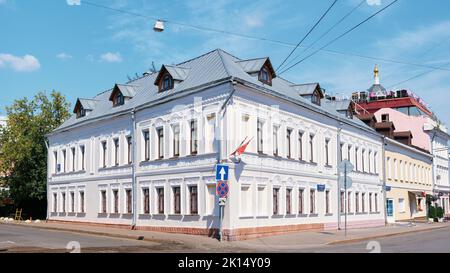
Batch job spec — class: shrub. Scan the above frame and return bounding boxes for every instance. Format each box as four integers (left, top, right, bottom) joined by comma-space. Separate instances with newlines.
428, 206, 437, 219
436, 207, 444, 219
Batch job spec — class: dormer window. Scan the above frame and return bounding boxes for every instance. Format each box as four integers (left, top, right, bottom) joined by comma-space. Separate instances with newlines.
259, 66, 272, 85
346, 109, 354, 119
77, 106, 86, 118
113, 92, 124, 107
73, 98, 97, 119
160, 74, 174, 92
154, 65, 189, 92
108, 84, 137, 107
312, 90, 321, 106
237, 57, 276, 86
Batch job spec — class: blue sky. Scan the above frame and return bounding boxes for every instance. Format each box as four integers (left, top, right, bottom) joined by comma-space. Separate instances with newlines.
1, 0, 450, 127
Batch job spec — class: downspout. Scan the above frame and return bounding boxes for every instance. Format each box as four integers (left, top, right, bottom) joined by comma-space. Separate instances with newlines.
336, 123, 342, 230
131, 109, 137, 229
430, 130, 437, 212
217, 81, 237, 163
216, 80, 237, 241
44, 139, 50, 222
382, 136, 387, 226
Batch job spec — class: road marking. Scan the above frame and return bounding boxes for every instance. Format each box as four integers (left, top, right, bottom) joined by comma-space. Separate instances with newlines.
0, 241, 16, 244
66, 241, 81, 253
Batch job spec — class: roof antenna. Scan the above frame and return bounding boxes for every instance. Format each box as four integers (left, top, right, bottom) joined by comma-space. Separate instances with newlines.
151, 62, 157, 73
127, 75, 132, 81
135, 73, 139, 79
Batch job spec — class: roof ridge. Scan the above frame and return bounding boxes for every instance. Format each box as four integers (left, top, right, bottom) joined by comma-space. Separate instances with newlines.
176, 48, 223, 66
78, 98, 100, 101
291, 82, 319, 87
116, 83, 140, 87
236, 56, 268, 62
164, 64, 190, 69
216, 49, 233, 78
215, 48, 242, 61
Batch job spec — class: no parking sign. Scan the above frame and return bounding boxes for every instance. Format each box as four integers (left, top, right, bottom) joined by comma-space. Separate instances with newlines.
216, 181, 229, 198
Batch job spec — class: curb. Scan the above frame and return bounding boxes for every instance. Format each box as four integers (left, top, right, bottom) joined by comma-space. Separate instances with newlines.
327, 225, 450, 245
0, 221, 182, 245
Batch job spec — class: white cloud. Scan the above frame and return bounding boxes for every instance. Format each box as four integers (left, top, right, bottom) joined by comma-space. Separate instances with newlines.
367, 0, 381, 6
100, 52, 122, 63
244, 14, 264, 28
56, 52, 73, 60
376, 20, 450, 59
0, 53, 40, 72
66, 0, 81, 6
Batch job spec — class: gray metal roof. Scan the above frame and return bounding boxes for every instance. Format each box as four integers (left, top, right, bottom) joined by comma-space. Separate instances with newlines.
321, 99, 351, 112
163, 65, 190, 81
236, 58, 268, 74
74, 98, 98, 113
115, 84, 138, 98
55, 49, 378, 135
291, 83, 320, 96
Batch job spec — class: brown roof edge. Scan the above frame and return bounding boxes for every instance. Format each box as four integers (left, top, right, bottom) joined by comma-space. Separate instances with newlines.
374, 121, 396, 130
394, 131, 413, 138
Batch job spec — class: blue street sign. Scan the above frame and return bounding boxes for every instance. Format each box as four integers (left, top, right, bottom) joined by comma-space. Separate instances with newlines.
216, 164, 229, 181
317, 184, 326, 192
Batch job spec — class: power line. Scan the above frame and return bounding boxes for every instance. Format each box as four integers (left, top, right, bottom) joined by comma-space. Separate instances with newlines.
82, 1, 291, 47
322, 48, 450, 72
386, 60, 450, 89
282, 0, 365, 70
78, 1, 450, 74
278, 0, 399, 76
275, 0, 339, 72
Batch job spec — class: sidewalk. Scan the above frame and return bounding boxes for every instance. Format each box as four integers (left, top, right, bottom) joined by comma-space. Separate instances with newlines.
232, 222, 450, 252
1, 220, 449, 252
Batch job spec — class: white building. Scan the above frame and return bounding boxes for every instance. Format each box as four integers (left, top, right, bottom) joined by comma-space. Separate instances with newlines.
47, 49, 385, 240
424, 120, 450, 214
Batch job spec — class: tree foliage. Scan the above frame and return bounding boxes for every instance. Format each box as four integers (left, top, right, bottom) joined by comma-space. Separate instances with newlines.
0, 91, 70, 218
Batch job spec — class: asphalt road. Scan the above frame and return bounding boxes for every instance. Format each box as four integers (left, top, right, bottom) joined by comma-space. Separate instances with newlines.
0, 224, 163, 253
309, 227, 450, 253
1, 224, 449, 253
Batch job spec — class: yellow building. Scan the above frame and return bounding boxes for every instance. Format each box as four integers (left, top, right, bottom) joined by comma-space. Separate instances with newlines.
385, 138, 433, 223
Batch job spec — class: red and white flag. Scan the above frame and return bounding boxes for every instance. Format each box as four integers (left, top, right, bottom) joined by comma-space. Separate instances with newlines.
230, 137, 253, 157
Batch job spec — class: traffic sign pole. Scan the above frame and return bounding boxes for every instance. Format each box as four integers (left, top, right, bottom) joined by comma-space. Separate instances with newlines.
215, 167, 229, 242
219, 200, 223, 242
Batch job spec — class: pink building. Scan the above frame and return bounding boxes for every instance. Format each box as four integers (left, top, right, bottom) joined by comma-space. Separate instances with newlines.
373, 108, 430, 152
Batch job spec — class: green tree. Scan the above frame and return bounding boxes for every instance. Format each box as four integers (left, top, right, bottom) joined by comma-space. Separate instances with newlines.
0, 91, 70, 218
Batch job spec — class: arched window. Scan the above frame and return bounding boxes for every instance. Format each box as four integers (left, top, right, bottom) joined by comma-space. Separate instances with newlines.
259, 66, 272, 85
160, 74, 174, 91
113, 92, 124, 107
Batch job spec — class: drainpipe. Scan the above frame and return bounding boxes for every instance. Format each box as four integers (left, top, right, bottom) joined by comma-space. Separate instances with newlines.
382, 136, 387, 226
44, 139, 50, 222
131, 109, 137, 229
430, 130, 437, 209
216, 81, 237, 241
336, 123, 342, 230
